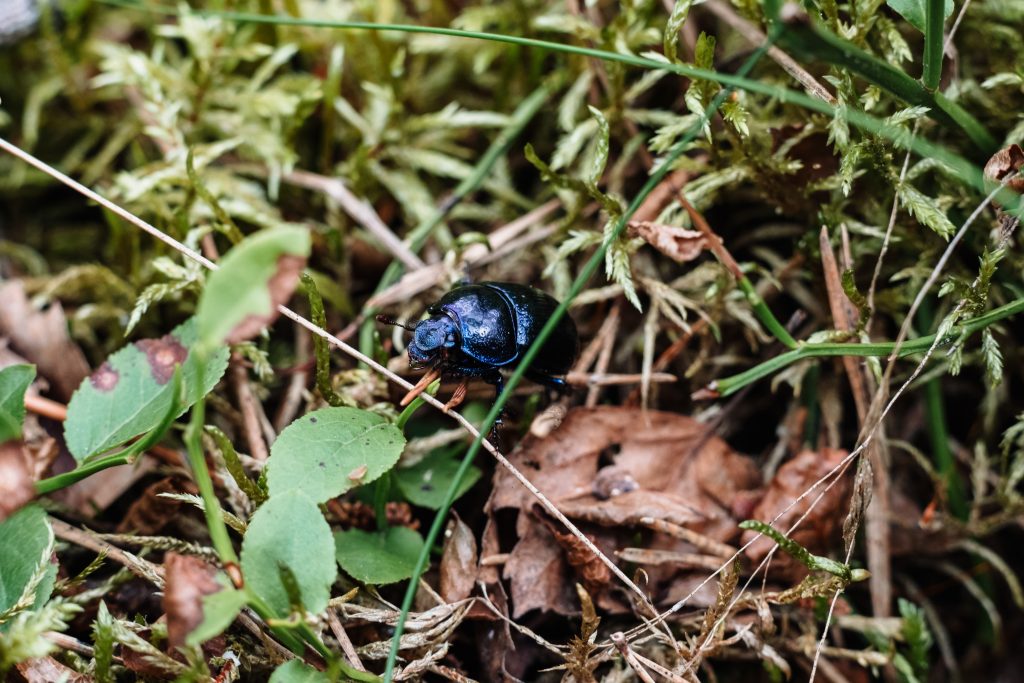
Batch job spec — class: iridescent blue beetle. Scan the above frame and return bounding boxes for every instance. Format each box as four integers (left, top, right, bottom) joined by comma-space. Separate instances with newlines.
379, 282, 579, 411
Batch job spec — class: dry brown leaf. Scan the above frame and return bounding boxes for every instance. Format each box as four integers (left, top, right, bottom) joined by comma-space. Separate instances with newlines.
0, 441, 35, 522
163, 552, 223, 652
0, 281, 90, 400
984, 143, 1024, 194
741, 448, 852, 572
490, 407, 762, 615
628, 221, 708, 263
440, 514, 478, 604
533, 505, 612, 599
226, 254, 306, 344
15, 656, 93, 683
117, 477, 195, 534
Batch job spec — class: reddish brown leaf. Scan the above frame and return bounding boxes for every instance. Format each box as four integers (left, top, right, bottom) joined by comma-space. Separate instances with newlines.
0, 281, 90, 400
226, 254, 305, 344
440, 514, 478, 604
984, 143, 1024, 194
628, 221, 708, 263
163, 552, 222, 652
0, 441, 35, 522
741, 448, 852, 573
15, 656, 92, 683
503, 522, 575, 618
534, 506, 611, 599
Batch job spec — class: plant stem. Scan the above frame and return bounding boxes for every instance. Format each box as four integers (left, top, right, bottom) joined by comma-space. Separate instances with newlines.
381, 33, 780, 681
922, 0, 945, 91
35, 451, 131, 495
711, 295, 1024, 397
738, 277, 797, 349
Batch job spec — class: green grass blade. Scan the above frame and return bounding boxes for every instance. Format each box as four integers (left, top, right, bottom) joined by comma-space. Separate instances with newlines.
922, 0, 945, 91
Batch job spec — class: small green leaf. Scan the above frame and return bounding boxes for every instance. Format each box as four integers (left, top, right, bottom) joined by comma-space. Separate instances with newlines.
269, 659, 329, 683
886, 0, 953, 33
394, 447, 481, 509
663, 0, 694, 63
267, 407, 406, 503
0, 365, 34, 442
241, 490, 336, 616
195, 226, 310, 354
586, 106, 610, 188
186, 587, 248, 646
64, 318, 228, 461
335, 526, 424, 585
0, 505, 55, 625
92, 602, 115, 683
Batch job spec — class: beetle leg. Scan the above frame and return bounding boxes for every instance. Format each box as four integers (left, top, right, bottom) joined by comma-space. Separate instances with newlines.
526, 371, 571, 399
443, 378, 469, 413
400, 366, 442, 407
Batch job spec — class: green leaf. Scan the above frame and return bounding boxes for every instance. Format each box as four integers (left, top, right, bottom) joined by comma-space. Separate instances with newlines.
195, 226, 310, 354
268, 659, 329, 683
335, 526, 425, 585
898, 598, 933, 679
63, 318, 229, 462
394, 447, 481, 509
586, 106, 610, 188
241, 490, 336, 616
886, 0, 953, 33
0, 365, 34, 442
896, 183, 956, 239
92, 602, 115, 683
186, 587, 247, 646
266, 407, 406, 503
0, 505, 55, 625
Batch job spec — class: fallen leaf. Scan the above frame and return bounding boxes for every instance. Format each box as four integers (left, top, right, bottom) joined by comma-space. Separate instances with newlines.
440, 514, 477, 604
983, 143, 1024, 194
117, 477, 195, 534
490, 407, 762, 615
0, 441, 34, 522
163, 552, 223, 651
15, 656, 92, 683
628, 220, 708, 263
0, 281, 89, 400
741, 448, 852, 574
226, 254, 306, 344
534, 505, 611, 599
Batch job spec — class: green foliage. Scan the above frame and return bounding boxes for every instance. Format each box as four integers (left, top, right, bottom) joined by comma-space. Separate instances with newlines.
91, 601, 115, 683
186, 588, 247, 647
335, 526, 426, 585
886, 0, 953, 34
269, 659, 329, 683
0, 364, 34, 442
266, 407, 406, 503
240, 490, 337, 617
394, 446, 482, 509
63, 317, 228, 461
0, 600, 80, 673
897, 598, 933, 682
0, 506, 54, 626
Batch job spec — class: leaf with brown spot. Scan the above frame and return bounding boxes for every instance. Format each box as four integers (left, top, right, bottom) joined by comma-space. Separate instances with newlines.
64, 317, 228, 462
440, 514, 478, 604
0, 281, 90, 401
163, 552, 223, 652
195, 227, 311, 352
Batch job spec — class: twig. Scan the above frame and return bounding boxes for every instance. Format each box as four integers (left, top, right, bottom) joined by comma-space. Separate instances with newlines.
283, 169, 425, 271
273, 325, 310, 432
229, 355, 270, 462
610, 632, 658, 683
24, 393, 67, 421
50, 518, 165, 586
327, 608, 368, 672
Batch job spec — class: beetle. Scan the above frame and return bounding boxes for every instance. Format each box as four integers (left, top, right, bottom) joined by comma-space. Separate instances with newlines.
378, 281, 579, 415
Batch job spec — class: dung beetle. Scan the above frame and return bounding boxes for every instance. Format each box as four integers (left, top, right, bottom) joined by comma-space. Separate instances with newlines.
378, 282, 579, 413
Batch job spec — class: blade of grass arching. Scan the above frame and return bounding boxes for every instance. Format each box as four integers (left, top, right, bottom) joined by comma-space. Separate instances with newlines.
356, 82, 552, 358
777, 17, 993, 153
99, 0, 1015, 208
922, 0, 946, 91
381, 34, 781, 681
710, 294, 1024, 397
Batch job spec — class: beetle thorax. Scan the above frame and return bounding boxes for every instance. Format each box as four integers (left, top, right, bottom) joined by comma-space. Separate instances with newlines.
408, 316, 459, 367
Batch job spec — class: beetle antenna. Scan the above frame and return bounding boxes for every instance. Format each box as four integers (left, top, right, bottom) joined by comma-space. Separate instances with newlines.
375, 314, 416, 331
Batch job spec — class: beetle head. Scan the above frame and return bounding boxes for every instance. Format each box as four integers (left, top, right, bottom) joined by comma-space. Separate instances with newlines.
408, 316, 458, 367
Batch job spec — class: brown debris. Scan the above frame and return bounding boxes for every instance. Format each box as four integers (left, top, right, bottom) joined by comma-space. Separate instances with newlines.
0, 441, 35, 522
15, 656, 92, 683
0, 281, 90, 401
440, 515, 478, 604
628, 220, 708, 264
163, 552, 223, 652
984, 143, 1024, 194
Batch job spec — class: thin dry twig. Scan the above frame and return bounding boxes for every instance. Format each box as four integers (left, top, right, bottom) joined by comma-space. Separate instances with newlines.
327, 608, 368, 672
229, 354, 270, 462
50, 518, 165, 586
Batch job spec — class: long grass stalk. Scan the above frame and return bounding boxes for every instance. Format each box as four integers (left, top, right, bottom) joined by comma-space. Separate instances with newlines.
922, 0, 946, 91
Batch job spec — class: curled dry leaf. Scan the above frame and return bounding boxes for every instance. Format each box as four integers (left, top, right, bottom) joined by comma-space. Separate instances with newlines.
0, 441, 35, 522
628, 220, 708, 263
983, 143, 1024, 194
534, 505, 611, 599
490, 407, 762, 615
15, 656, 92, 683
741, 448, 852, 574
163, 552, 223, 652
440, 514, 478, 604
0, 281, 90, 400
